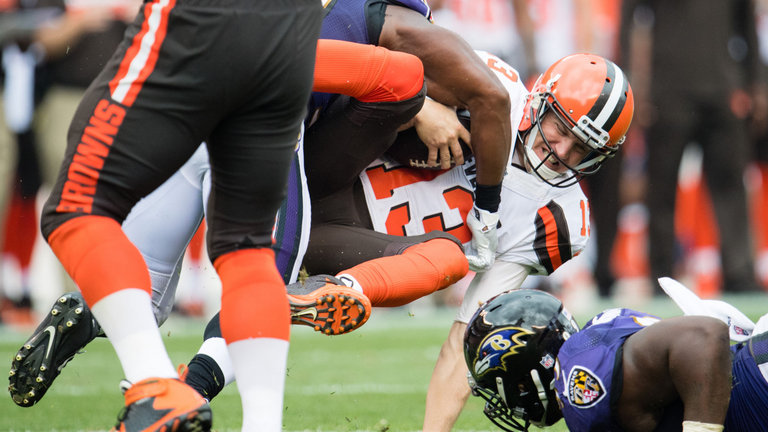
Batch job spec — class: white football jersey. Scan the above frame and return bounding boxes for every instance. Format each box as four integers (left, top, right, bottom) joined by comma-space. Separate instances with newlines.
360, 51, 590, 276
359, 158, 590, 277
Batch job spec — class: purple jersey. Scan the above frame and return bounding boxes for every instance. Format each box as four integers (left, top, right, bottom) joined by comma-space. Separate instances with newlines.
555, 308, 768, 432
554, 308, 657, 431
725, 332, 768, 431
310, 0, 432, 114
320, 0, 431, 43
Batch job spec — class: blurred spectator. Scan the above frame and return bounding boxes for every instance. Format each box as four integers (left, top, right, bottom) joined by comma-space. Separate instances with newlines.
525, 0, 595, 80
1, 0, 63, 323
430, 0, 539, 83
752, 0, 768, 289
0, 0, 139, 324
620, 0, 766, 294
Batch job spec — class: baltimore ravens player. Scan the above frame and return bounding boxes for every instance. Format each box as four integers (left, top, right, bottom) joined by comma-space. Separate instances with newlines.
464, 283, 768, 432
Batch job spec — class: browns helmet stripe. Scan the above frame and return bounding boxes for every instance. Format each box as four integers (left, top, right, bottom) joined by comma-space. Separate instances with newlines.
586, 59, 629, 135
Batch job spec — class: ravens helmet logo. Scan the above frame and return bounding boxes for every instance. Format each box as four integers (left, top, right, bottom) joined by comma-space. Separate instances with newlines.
473, 326, 533, 378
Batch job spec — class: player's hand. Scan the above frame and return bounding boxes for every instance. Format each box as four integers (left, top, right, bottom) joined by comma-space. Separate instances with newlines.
413, 99, 471, 169
466, 205, 499, 272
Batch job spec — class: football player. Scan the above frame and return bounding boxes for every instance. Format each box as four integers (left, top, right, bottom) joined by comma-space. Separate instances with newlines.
464, 283, 768, 432
32, 0, 325, 429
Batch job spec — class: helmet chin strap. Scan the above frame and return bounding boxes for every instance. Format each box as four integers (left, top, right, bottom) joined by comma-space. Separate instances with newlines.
529, 369, 549, 426
496, 376, 508, 406
524, 127, 563, 181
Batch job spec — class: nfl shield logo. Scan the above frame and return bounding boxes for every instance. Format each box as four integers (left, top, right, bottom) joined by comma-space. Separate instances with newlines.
540, 354, 555, 369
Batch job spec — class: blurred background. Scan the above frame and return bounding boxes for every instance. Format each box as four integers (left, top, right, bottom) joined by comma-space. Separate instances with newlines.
0, 0, 766, 331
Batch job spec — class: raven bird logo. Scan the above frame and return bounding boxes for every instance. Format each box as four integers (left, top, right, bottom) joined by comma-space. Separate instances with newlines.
473, 327, 533, 378
567, 366, 605, 408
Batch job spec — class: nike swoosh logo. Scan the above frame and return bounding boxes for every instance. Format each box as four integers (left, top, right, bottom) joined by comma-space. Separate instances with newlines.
292, 307, 318, 321
43, 326, 56, 361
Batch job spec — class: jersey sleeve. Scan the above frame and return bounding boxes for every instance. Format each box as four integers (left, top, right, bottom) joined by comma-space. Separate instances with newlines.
313, 39, 424, 102
494, 168, 590, 275
555, 309, 660, 431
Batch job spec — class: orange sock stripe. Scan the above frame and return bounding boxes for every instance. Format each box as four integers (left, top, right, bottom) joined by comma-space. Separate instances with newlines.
313, 39, 424, 102
214, 249, 289, 342
344, 238, 468, 307
47, 216, 151, 305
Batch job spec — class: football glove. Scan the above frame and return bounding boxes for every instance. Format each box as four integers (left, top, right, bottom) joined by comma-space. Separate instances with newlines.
465, 205, 500, 272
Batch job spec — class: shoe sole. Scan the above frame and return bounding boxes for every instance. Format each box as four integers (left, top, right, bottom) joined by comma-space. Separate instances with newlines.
9, 292, 97, 407
289, 286, 371, 335
111, 404, 212, 432
169, 407, 212, 432
166, 406, 212, 432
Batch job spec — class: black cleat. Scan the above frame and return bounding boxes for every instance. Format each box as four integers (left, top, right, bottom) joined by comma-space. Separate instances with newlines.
287, 275, 371, 335
9, 291, 102, 407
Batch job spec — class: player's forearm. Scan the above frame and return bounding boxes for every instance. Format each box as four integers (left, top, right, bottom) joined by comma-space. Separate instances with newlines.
423, 58, 512, 188
668, 318, 731, 426
420, 40, 511, 186
467, 102, 511, 187
619, 317, 730, 430
424, 322, 472, 432
379, 5, 511, 191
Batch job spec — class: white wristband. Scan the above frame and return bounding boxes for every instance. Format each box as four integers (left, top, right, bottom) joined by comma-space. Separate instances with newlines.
682, 421, 724, 432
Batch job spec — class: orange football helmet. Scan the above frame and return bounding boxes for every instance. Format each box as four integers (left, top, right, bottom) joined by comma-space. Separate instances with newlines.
519, 53, 634, 187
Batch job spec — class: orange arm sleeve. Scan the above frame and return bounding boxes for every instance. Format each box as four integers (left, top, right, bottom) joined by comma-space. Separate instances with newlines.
313, 39, 424, 103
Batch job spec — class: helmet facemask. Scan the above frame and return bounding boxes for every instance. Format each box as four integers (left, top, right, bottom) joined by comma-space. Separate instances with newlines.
468, 363, 560, 432
464, 289, 580, 432
521, 93, 619, 188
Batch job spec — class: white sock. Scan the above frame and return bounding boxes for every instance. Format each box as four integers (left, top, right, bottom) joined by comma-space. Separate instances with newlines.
90, 289, 177, 383
336, 273, 364, 293
197, 337, 236, 386
228, 338, 288, 432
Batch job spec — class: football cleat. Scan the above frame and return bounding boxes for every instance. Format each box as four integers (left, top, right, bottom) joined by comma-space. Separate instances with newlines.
9, 291, 102, 407
287, 275, 372, 335
111, 377, 212, 432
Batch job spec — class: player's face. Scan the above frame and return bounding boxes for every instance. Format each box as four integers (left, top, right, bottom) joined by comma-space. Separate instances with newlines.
531, 114, 591, 174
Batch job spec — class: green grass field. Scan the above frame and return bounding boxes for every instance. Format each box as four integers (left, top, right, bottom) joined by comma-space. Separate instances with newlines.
1, 294, 765, 432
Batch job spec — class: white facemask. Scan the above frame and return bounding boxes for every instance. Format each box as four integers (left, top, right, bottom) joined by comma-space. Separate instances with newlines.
523, 126, 563, 181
